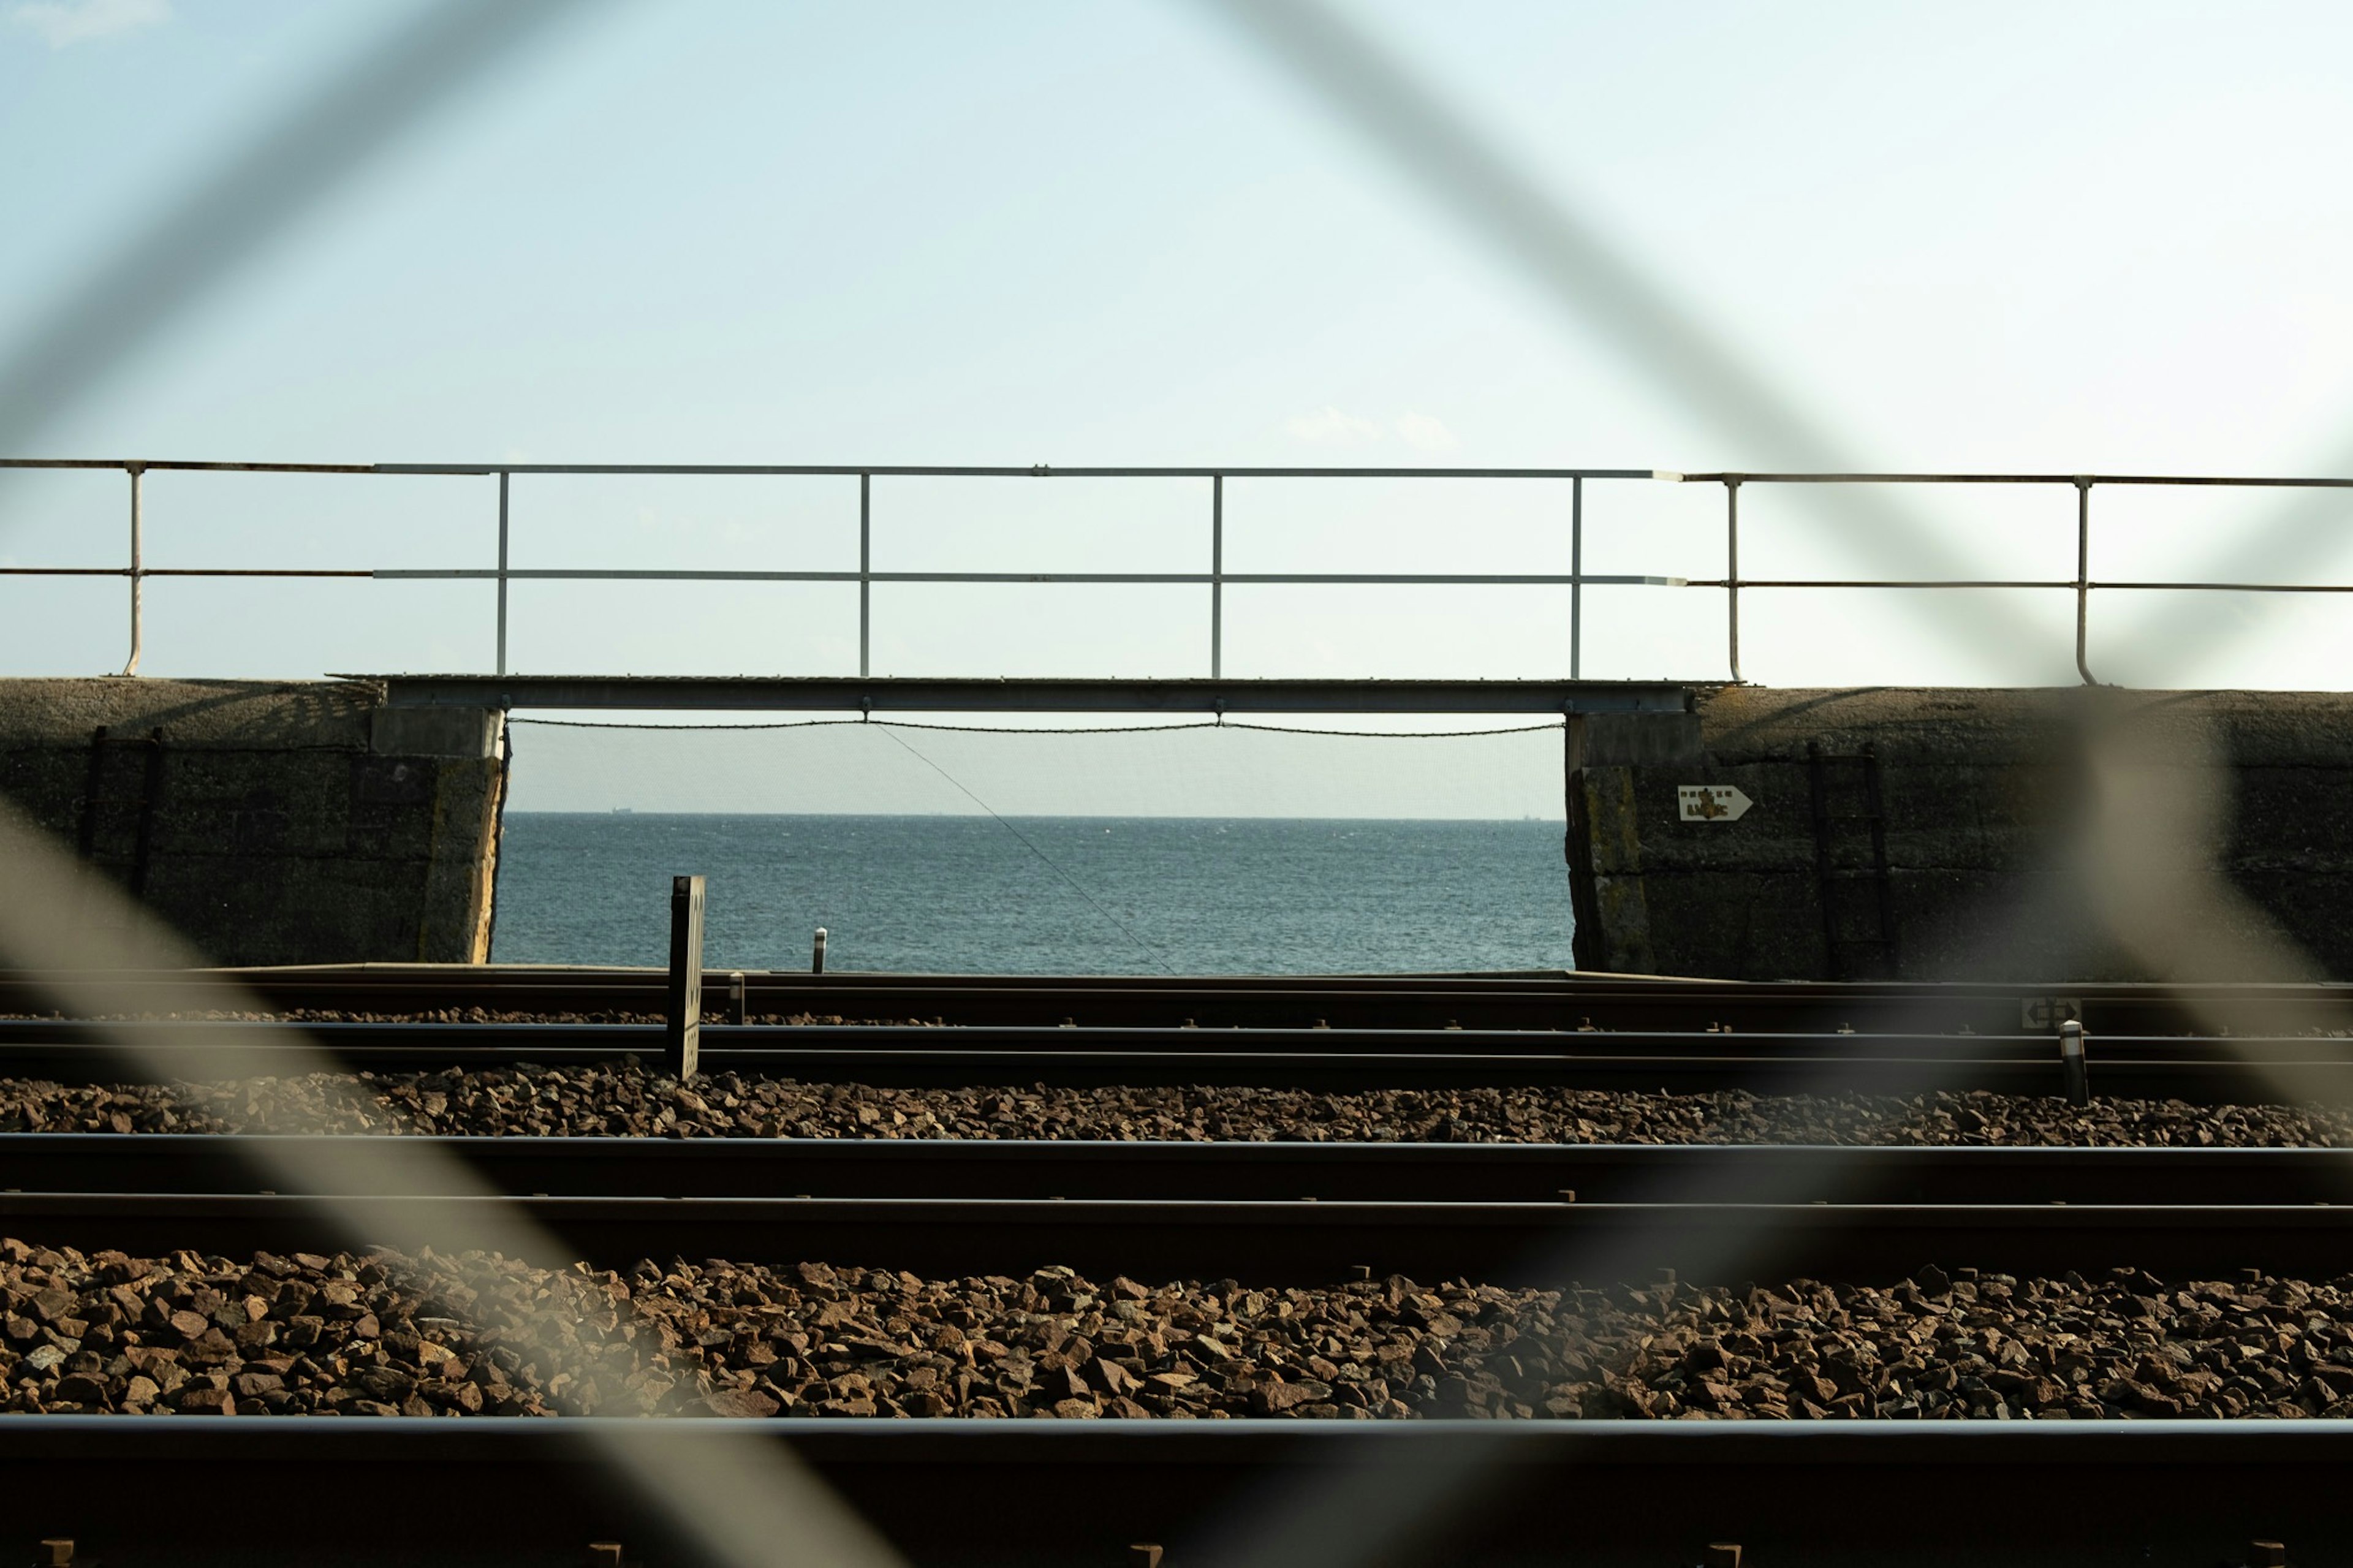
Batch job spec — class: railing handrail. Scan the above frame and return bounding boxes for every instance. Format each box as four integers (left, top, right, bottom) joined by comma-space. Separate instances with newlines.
0, 458, 1662, 480
16, 458, 2353, 485
1679, 471, 2353, 488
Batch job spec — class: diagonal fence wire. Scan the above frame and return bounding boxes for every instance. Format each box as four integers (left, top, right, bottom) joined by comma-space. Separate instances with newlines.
0, 0, 610, 455
5, 4, 2353, 1563
1167, 11, 2353, 1558
1200, 0, 2353, 698
1181, 0, 2353, 1085
1192, 0, 2067, 682
0, 797, 906, 1568
0, 2, 936, 1554
1195, 702, 2353, 1568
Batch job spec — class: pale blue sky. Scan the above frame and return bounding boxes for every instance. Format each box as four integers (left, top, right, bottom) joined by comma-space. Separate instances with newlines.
6, 1, 2353, 809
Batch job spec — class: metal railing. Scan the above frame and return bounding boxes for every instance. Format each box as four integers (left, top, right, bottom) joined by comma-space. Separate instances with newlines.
1678, 470, 2353, 685
7, 458, 2353, 686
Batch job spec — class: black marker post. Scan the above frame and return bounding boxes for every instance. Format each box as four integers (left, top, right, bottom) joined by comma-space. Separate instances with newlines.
665, 874, 705, 1080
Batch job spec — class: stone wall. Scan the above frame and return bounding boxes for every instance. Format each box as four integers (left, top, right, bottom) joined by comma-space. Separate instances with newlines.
1566, 687, 2353, 982
0, 679, 506, 965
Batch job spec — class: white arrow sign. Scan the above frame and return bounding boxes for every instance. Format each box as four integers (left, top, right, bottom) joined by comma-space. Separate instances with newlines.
1678, 784, 1752, 822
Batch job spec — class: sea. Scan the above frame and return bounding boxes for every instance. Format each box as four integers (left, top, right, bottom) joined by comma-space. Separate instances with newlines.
490, 814, 1574, 974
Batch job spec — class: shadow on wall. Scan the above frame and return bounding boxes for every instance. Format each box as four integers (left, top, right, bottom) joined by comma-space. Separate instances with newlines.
0, 678, 506, 965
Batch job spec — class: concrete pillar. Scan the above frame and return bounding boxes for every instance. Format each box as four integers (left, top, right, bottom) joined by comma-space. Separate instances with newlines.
1561, 686, 2353, 983
1564, 711, 1702, 975
0, 678, 507, 965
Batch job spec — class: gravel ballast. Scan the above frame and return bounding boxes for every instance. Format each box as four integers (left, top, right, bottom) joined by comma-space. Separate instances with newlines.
7, 1240, 2353, 1420
1, 1061, 2349, 1145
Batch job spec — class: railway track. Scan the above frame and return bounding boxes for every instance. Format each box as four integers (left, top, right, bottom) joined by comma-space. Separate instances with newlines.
2, 1417, 2347, 1566
10, 971, 2353, 1564
9, 1190, 2353, 1281
6, 1137, 2353, 1278
6, 1017, 2353, 1103
10, 1132, 2353, 1204
12, 961, 2353, 1034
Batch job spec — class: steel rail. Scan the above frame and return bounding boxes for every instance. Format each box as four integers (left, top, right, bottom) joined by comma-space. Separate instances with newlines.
4, 1190, 2352, 1280
9, 967, 2353, 1034
0, 953, 2278, 1045
5, 1417, 2342, 1568
0, 1018, 2271, 1057
101, 962, 2321, 990
9, 1019, 2353, 1101
36, 960, 2343, 994
0, 1041, 2334, 1099
9, 1135, 2353, 1206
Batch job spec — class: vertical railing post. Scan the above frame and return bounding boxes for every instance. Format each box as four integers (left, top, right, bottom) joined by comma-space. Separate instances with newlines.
859, 472, 871, 679
1570, 474, 1583, 680
1210, 474, 1224, 679
494, 471, 510, 677
120, 465, 144, 676
1724, 477, 1743, 683
2074, 477, 2096, 686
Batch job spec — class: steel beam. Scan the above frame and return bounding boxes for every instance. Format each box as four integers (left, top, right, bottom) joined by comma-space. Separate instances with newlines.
357, 675, 1702, 714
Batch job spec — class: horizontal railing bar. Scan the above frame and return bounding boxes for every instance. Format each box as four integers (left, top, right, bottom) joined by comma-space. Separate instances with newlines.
1223, 574, 1686, 586
20, 567, 2353, 593
377, 464, 1670, 480
1676, 472, 2353, 488
2072, 475, 2353, 488
1686, 578, 2076, 590
7, 460, 2350, 486
0, 460, 388, 474
2091, 581, 2353, 593
368, 569, 1689, 586
1690, 579, 2353, 593
0, 458, 1661, 480
0, 567, 374, 578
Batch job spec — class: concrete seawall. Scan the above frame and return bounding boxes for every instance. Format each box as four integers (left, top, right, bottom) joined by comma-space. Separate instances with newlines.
0, 679, 506, 965
1567, 686, 2353, 983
